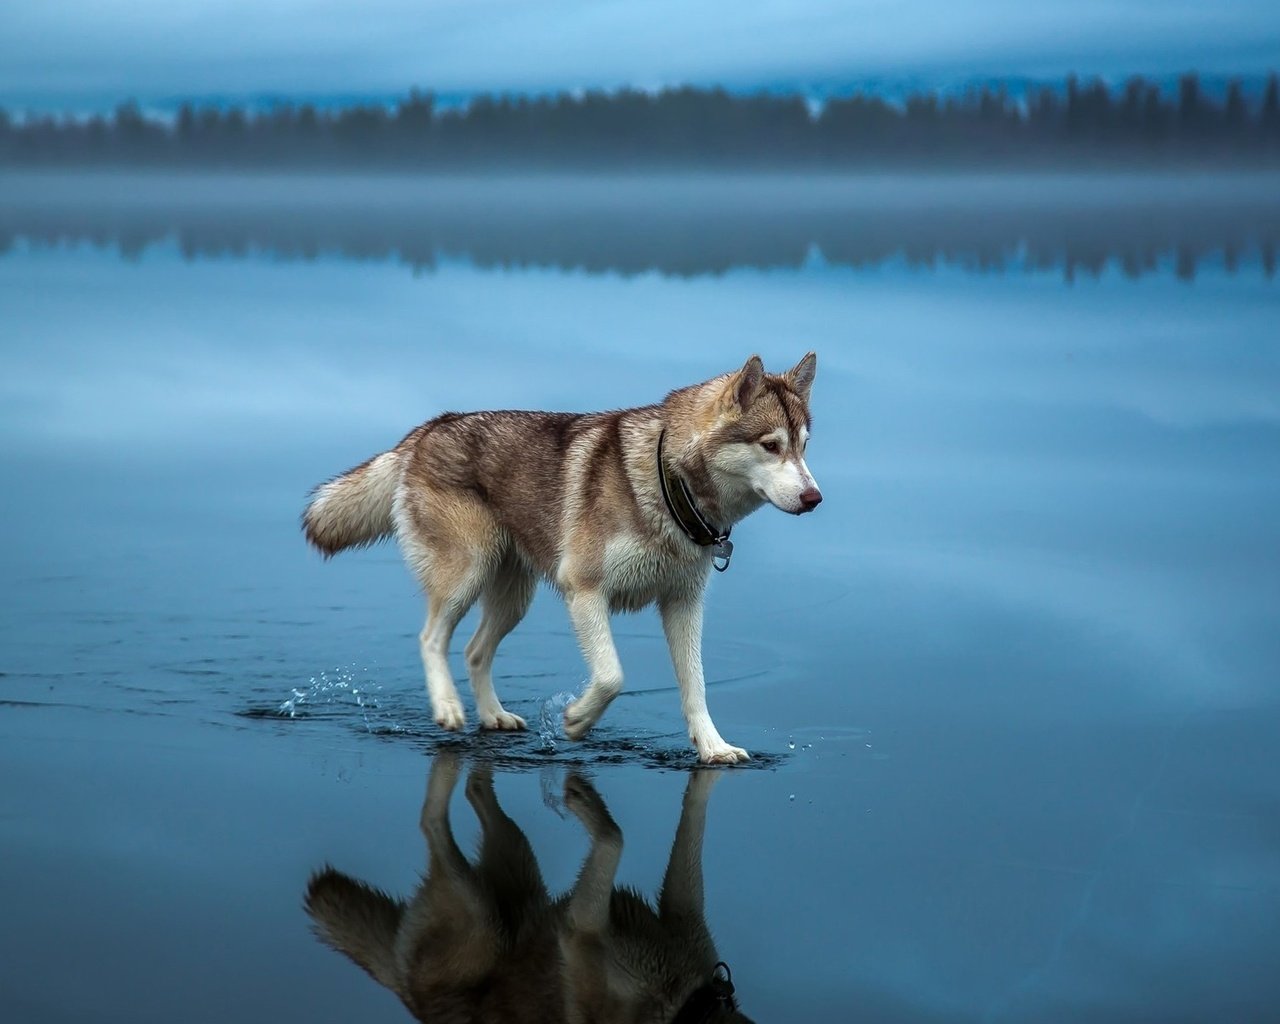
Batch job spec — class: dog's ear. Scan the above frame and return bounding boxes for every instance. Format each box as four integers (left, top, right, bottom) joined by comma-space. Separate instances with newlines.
784, 351, 817, 401
728, 355, 765, 411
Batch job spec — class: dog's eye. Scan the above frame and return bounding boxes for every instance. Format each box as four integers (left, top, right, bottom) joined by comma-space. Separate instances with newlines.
759, 439, 781, 455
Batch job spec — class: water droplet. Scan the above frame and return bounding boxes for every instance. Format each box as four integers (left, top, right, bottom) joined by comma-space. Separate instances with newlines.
538, 690, 578, 751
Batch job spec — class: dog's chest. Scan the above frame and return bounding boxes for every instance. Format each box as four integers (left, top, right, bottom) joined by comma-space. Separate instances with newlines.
601, 535, 702, 611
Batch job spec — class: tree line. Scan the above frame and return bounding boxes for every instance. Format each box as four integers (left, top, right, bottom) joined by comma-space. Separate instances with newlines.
3, 73, 1279, 168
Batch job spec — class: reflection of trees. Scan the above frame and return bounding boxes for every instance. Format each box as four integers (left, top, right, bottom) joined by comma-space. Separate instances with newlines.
2, 74, 1279, 168
2, 180, 1276, 281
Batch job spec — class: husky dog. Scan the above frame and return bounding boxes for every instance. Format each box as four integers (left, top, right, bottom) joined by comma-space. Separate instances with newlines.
303, 353, 820, 764
305, 755, 753, 1023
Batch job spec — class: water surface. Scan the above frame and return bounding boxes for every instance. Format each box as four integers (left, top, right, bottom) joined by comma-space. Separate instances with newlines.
2, 173, 1279, 1022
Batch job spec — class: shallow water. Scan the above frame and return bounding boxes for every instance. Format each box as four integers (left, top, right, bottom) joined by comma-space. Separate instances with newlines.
2, 173, 1279, 1022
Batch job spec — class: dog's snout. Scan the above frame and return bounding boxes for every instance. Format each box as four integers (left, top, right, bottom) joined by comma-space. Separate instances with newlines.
798, 487, 823, 512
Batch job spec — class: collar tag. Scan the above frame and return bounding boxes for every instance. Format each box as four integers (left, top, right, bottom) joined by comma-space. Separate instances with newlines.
711, 537, 734, 572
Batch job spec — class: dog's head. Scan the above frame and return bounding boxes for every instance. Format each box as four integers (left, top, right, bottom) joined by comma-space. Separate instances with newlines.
702, 352, 821, 517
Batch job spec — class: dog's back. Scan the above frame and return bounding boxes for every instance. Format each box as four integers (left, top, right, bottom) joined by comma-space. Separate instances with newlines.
304, 405, 664, 580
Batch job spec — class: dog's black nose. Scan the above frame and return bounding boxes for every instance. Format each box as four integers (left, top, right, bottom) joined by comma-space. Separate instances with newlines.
799, 487, 823, 512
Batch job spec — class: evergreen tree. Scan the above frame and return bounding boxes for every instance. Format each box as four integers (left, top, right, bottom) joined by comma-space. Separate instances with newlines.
1224, 79, 1245, 126
1, 73, 1277, 168
1178, 73, 1202, 137
1263, 73, 1280, 143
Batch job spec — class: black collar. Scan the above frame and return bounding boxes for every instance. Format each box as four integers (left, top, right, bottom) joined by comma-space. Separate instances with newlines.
670, 962, 739, 1024
657, 430, 734, 572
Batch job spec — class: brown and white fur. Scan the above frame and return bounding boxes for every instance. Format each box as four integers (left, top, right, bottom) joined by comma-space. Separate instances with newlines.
304, 754, 754, 1023
302, 353, 820, 765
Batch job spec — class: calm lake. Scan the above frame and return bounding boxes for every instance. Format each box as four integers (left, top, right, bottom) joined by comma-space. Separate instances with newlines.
2, 172, 1279, 1022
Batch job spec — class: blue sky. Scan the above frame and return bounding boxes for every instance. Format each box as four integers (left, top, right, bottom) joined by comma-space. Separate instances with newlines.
3, 0, 1278, 108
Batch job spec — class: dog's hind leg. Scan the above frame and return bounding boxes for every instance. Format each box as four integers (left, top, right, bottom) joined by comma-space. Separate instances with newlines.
400, 491, 498, 732
464, 554, 534, 731
420, 751, 470, 878
419, 572, 484, 732
416, 752, 491, 956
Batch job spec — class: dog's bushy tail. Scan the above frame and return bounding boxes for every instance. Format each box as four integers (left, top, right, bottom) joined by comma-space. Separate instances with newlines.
305, 866, 405, 990
302, 449, 399, 557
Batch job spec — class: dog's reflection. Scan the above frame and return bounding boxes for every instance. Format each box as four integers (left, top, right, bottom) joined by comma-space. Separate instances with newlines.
305, 755, 754, 1023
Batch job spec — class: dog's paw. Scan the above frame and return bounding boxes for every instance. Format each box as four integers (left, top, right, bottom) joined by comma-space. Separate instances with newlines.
433, 697, 467, 732
478, 708, 527, 731
427, 750, 463, 793
465, 762, 494, 789
422, 752, 462, 828
697, 742, 751, 766
563, 701, 595, 741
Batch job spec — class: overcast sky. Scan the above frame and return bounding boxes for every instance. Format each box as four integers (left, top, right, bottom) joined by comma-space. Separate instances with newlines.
3, 0, 1278, 107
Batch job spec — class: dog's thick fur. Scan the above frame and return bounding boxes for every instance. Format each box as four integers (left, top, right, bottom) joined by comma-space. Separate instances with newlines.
305, 756, 754, 1023
303, 354, 820, 764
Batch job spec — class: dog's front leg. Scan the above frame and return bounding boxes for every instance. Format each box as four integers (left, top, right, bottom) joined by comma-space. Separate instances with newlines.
564, 589, 624, 741
660, 592, 749, 765
658, 769, 719, 922
563, 772, 623, 932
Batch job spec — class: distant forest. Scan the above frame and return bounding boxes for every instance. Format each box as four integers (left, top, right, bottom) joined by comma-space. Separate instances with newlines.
3, 73, 1279, 168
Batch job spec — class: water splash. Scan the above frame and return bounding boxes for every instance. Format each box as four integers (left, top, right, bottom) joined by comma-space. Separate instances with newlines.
352, 686, 372, 731
537, 690, 578, 752
276, 666, 389, 732
279, 687, 309, 717
540, 765, 568, 818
